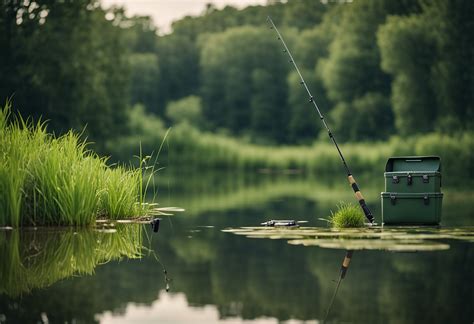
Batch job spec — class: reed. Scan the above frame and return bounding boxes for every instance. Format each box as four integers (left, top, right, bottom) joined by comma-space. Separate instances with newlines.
0, 102, 149, 227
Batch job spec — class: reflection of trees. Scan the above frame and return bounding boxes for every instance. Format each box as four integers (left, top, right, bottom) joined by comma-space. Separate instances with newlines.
159, 171, 471, 226
159, 171, 382, 221
1, 222, 473, 323
1, 173, 472, 323
165, 219, 473, 323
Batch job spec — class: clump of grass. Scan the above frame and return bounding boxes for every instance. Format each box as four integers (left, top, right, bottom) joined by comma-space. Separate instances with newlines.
99, 166, 141, 219
327, 202, 365, 229
0, 101, 151, 227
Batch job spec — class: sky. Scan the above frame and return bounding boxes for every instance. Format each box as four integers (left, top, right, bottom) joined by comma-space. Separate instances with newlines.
101, 0, 269, 34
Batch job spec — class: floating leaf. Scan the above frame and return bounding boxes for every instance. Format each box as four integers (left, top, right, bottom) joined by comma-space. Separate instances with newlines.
222, 226, 474, 252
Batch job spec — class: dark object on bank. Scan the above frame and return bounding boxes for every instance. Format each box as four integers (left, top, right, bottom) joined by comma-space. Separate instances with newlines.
151, 218, 162, 232
261, 220, 298, 227
381, 156, 443, 225
267, 16, 374, 224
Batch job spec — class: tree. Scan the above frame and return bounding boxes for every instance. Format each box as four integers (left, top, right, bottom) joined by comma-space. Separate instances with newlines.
425, 0, 474, 133
287, 71, 321, 143
129, 53, 161, 114
199, 26, 289, 140
377, 0, 474, 135
166, 95, 204, 128
283, 0, 328, 30
250, 69, 288, 143
319, 0, 419, 140
156, 34, 200, 110
0, 1, 130, 142
378, 14, 437, 134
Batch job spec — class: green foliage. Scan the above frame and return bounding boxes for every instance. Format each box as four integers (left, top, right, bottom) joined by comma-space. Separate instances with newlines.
107, 119, 473, 185
2, 0, 473, 147
199, 26, 289, 140
0, 1, 130, 142
128, 104, 166, 136
156, 34, 200, 106
250, 69, 288, 143
331, 92, 394, 141
282, 0, 328, 30
121, 15, 158, 52
287, 71, 321, 143
378, 0, 474, 135
378, 14, 437, 134
99, 167, 141, 219
0, 103, 148, 227
105, 105, 167, 164
166, 95, 204, 127
320, 0, 398, 103
328, 202, 365, 228
129, 53, 160, 114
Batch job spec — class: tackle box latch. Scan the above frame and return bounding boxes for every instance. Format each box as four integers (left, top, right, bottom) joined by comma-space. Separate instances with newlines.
423, 195, 429, 205
390, 194, 397, 205
422, 174, 429, 183
392, 175, 399, 184
407, 173, 413, 185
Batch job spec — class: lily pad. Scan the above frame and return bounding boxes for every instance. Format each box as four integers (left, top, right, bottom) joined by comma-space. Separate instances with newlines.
287, 238, 450, 251
222, 226, 474, 252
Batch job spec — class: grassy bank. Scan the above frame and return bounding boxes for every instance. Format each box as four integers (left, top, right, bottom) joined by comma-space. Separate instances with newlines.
0, 103, 148, 227
105, 109, 473, 184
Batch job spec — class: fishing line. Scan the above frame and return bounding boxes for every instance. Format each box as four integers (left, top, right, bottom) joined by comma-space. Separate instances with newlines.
143, 227, 172, 292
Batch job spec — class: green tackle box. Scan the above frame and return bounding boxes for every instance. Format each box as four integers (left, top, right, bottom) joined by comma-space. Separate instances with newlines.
384, 156, 441, 193
381, 192, 443, 225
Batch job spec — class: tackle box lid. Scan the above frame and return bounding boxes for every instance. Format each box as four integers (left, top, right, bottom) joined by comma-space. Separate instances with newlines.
385, 156, 441, 172
381, 192, 443, 198
384, 171, 440, 176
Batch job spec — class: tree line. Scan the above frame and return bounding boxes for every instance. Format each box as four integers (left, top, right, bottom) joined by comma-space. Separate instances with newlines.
1, 0, 473, 145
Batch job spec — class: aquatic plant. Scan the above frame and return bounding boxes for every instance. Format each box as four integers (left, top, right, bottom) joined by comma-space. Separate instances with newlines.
327, 202, 366, 229
0, 101, 150, 226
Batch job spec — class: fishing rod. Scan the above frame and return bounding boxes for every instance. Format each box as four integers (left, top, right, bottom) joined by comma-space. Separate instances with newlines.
267, 16, 374, 224
324, 250, 354, 322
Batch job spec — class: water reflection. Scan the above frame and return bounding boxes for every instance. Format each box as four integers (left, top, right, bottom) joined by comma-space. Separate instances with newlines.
0, 225, 142, 297
0, 172, 473, 323
324, 250, 353, 323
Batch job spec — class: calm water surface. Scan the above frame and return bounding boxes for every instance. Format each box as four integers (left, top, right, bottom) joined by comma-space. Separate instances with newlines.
1, 172, 473, 323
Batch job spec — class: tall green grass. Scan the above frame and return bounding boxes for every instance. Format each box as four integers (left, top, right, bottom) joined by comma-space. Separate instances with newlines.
0, 102, 149, 227
106, 113, 474, 184
327, 202, 366, 229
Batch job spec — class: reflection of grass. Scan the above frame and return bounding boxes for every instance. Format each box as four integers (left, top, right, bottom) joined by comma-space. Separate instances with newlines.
0, 225, 142, 297
328, 202, 365, 228
162, 173, 381, 219
159, 171, 472, 226
0, 102, 147, 226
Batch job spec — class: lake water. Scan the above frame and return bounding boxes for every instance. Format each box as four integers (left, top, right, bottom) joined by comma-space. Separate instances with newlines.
1, 171, 473, 323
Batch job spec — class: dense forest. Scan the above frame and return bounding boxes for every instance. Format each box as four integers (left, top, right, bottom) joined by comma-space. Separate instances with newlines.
1, 0, 473, 146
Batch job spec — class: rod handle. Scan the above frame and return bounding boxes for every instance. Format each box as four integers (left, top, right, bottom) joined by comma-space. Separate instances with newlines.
340, 250, 353, 279
348, 175, 374, 223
